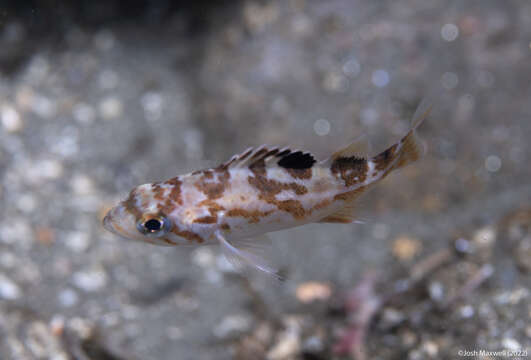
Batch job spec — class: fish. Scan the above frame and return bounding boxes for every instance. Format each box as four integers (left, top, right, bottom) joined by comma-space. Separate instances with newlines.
103, 100, 432, 279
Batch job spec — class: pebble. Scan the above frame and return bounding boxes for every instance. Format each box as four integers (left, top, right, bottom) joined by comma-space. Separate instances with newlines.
392, 235, 422, 262
1, 104, 23, 133
342, 58, 361, 78
380, 307, 406, 329
213, 314, 253, 339
72, 102, 96, 125
49, 315, 65, 336
72, 267, 108, 292
26, 321, 68, 359
371, 69, 390, 87
441, 72, 459, 90
302, 335, 324, 354
0, 273, 22, 300
459, 304, 475, 318
191, 247, 216, 268
70, 174, 94, 195
58, 288, 79, 307
295, 282, 332, 303
35, 159, 64, 180
267, 317, 302, 360
267, 331, 301, 360
35, 227, 55, 246
98, 69, 119, 90
502, 337, 521, 351
67, 317, 94, 339
166, 326, 183, 340
514, 237, 531, 272
428, 281, 445, 302
65, 231, 90, 252
421, 340, 439, 357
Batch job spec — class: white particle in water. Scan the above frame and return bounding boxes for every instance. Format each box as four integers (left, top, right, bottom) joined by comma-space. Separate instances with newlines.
441, 23, 459, 41
73, 103, 95, 125
371, 69, 390, 87
98, 69, 119, 90
99, 97, 123, 120
342, 59, 361, 78
167, 326, 183, 340
31, 94, 56, 119
360, 107, 379, 126
441, 72, 459, 89
1, 105, 23, 133
58, 288, 78, 307
70, 174, 94, 195
313, 119, 330, 136
372, 223, 389, 240
17, 194, 37, 213
485, 155, 502, 172
141, 91, 164, 121
94, 30, 115, 51
38, 159, 64, 179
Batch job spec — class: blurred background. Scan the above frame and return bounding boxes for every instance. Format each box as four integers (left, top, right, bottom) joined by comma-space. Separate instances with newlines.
0, 0, 530, 359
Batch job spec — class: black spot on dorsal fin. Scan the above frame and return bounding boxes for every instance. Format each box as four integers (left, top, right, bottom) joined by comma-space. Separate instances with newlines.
277, 151, 316, 169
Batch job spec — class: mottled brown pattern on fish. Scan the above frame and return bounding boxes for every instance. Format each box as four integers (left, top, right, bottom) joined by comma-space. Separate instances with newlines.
163, 237, 177, 245
373, 143, 398, 171
334, 186, 367, 201
165, 177, 183, 205
155, 178, 183, 215
245, 160, 312, 219
276, 200, 306, 219
227, 208, 274, 223
123, 190, 142, 219
172, 228, 204, 243
313, 199, 331, 210
330, 156, 368, 187
248, 174, 308, 196
152, 182, 165, 201
285, 168, 312, 180
194, 216, 218, 224
194, 168, 231, 200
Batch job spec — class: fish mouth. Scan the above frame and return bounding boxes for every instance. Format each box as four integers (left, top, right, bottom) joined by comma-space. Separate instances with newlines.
102, 211, 117, 234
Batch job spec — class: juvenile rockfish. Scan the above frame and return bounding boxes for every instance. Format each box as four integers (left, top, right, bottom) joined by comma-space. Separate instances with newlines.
103, 102, 431, 278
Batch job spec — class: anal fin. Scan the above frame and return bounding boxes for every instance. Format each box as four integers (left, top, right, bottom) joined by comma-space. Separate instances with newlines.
318, 199, 368, 224
319, 202, 358, 223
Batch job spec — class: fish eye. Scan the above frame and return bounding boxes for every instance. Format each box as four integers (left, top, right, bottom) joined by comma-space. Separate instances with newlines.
137, 215, 171, 237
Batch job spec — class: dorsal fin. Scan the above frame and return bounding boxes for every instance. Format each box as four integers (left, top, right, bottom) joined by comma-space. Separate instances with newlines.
219, 146, 317, 170
323, 134, 370, 166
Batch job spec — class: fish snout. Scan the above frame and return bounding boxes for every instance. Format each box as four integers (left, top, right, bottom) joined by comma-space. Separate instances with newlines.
103, 210, 116, 233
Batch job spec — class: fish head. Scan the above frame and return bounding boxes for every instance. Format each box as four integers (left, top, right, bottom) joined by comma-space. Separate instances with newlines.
103, 183, 189, 246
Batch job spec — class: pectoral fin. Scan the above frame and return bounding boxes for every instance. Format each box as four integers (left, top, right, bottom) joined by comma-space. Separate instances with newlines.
216, 231, 283, 280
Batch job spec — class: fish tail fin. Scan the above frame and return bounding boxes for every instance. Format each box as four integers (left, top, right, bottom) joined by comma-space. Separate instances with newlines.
372, 98, 432, 175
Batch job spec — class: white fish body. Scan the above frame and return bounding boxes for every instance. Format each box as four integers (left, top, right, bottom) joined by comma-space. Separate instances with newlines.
103, 101, 431, 278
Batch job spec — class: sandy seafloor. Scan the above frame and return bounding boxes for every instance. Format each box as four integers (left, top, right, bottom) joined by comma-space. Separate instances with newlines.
0, 1, 530, 359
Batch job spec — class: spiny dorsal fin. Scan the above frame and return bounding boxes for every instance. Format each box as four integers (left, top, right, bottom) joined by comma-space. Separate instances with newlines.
219, 146, 317, 170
